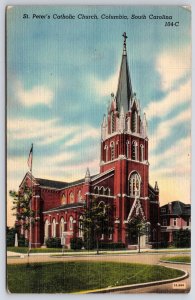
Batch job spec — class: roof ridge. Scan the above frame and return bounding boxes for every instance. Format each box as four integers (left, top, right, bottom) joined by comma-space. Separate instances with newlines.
35, 177, 68, 184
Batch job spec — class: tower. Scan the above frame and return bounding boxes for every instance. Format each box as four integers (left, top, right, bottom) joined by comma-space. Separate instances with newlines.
100, 33, 153, 246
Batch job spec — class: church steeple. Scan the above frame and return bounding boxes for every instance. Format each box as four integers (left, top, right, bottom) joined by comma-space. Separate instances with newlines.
116, 32, 133, 114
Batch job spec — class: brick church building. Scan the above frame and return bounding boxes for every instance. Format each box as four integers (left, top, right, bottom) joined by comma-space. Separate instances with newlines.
18, 33, 160, 249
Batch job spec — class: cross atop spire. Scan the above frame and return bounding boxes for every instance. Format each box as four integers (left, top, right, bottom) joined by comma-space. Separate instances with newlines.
122, 32, 128, 55
116, 32, 133, 113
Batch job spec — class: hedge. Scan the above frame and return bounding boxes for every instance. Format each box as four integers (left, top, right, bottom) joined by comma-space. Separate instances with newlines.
99, 242, 126, 250
45, 238, 62, 248
70, 237, 83, 250
6, 231, 28, 247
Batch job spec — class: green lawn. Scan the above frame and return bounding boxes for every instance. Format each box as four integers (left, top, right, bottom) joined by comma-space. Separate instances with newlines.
161, 256, 191, 263
7, 261, 184, 293
7, 247, 73, 253
7, 247, 117, 254
8, 246, 191, 255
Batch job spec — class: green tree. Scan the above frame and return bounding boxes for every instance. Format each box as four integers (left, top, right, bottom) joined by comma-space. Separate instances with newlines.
81, 197, 113, 254
9, 185, 34, 250
7, 226, 28, 247
127, 215, 147, 253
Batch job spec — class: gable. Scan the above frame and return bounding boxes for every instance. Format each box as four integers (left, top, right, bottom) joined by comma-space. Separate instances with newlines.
127, 198, 145, 222
19, 172, 37, 189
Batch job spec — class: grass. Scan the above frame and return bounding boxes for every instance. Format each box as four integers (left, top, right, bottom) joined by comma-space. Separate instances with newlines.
7, 261, 184, 293
150, 249, 190, 253
7, 246, 191, 255
7, 247, 124, 254
161, 256, 191, 263
7, 247, 74, 253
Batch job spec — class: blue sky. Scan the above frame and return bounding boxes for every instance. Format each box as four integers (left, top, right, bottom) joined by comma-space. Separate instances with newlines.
7, 6, 191, 225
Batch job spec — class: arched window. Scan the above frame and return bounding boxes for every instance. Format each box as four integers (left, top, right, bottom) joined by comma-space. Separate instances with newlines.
129, 172, 141, 197
110, 142, 115, 161
60, 217, 65, 237
104, 188, 110, 196
140, 145, 144, 162
52, 218, 56, 238
126, 141, 129, 158
116, 142, 119, 157
98, 201, 106, 214
44, 219, 49, 239
132, 141, 138, 160
78, 215, 83, 238
104, 145, 108, 162
69, 216, 73, 231
111, 112, 115, 133
61, 194, 66, 205
132, 110, 137, 133
99, 186, 104, 195
69, 192, 74, 203
77, 190, 82, 201
94, 186, 99, 194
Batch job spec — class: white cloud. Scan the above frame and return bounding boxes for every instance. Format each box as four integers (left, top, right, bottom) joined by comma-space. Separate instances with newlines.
144, 78, 191, 120
150, 107, 191, 152
7, 116, 100, 184
7, 116, 101, 148
16, 80, 54, 107
146, 46, 191, 205
150, 135, 190, 174
156, 46, 191, 91
64, 126, 100, 147
44, 151, 76, 166
7, 118, 78, 145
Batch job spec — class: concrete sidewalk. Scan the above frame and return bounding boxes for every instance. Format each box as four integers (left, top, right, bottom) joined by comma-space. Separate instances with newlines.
7, 248, 191, 258
7, 251, 24, 258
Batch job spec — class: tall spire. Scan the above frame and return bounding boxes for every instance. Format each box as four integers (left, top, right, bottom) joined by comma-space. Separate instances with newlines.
116, 32, 133, 114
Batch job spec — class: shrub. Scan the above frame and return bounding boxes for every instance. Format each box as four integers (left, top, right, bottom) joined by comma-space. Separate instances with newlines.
46, 238, 62, 248
7, 235, 15, 247
83, 232, 95, 250
160, 241, 168, 248
6, 227, 28, 247
70, 237, 83, 250
99, 242, 126, 250
6, 227, 16, 247
173, 229, 191, 248
83, 237, 95, 250
18, 235, 28, 247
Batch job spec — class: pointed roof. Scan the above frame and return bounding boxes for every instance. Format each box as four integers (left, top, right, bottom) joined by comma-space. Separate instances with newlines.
85, 167, 91, 183
116, 32, 133, 113
102, 114, 107, 126
154, 181, 159, 191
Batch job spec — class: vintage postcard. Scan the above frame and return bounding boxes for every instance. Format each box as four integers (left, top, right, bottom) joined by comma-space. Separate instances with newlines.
6, 5, 191, 294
